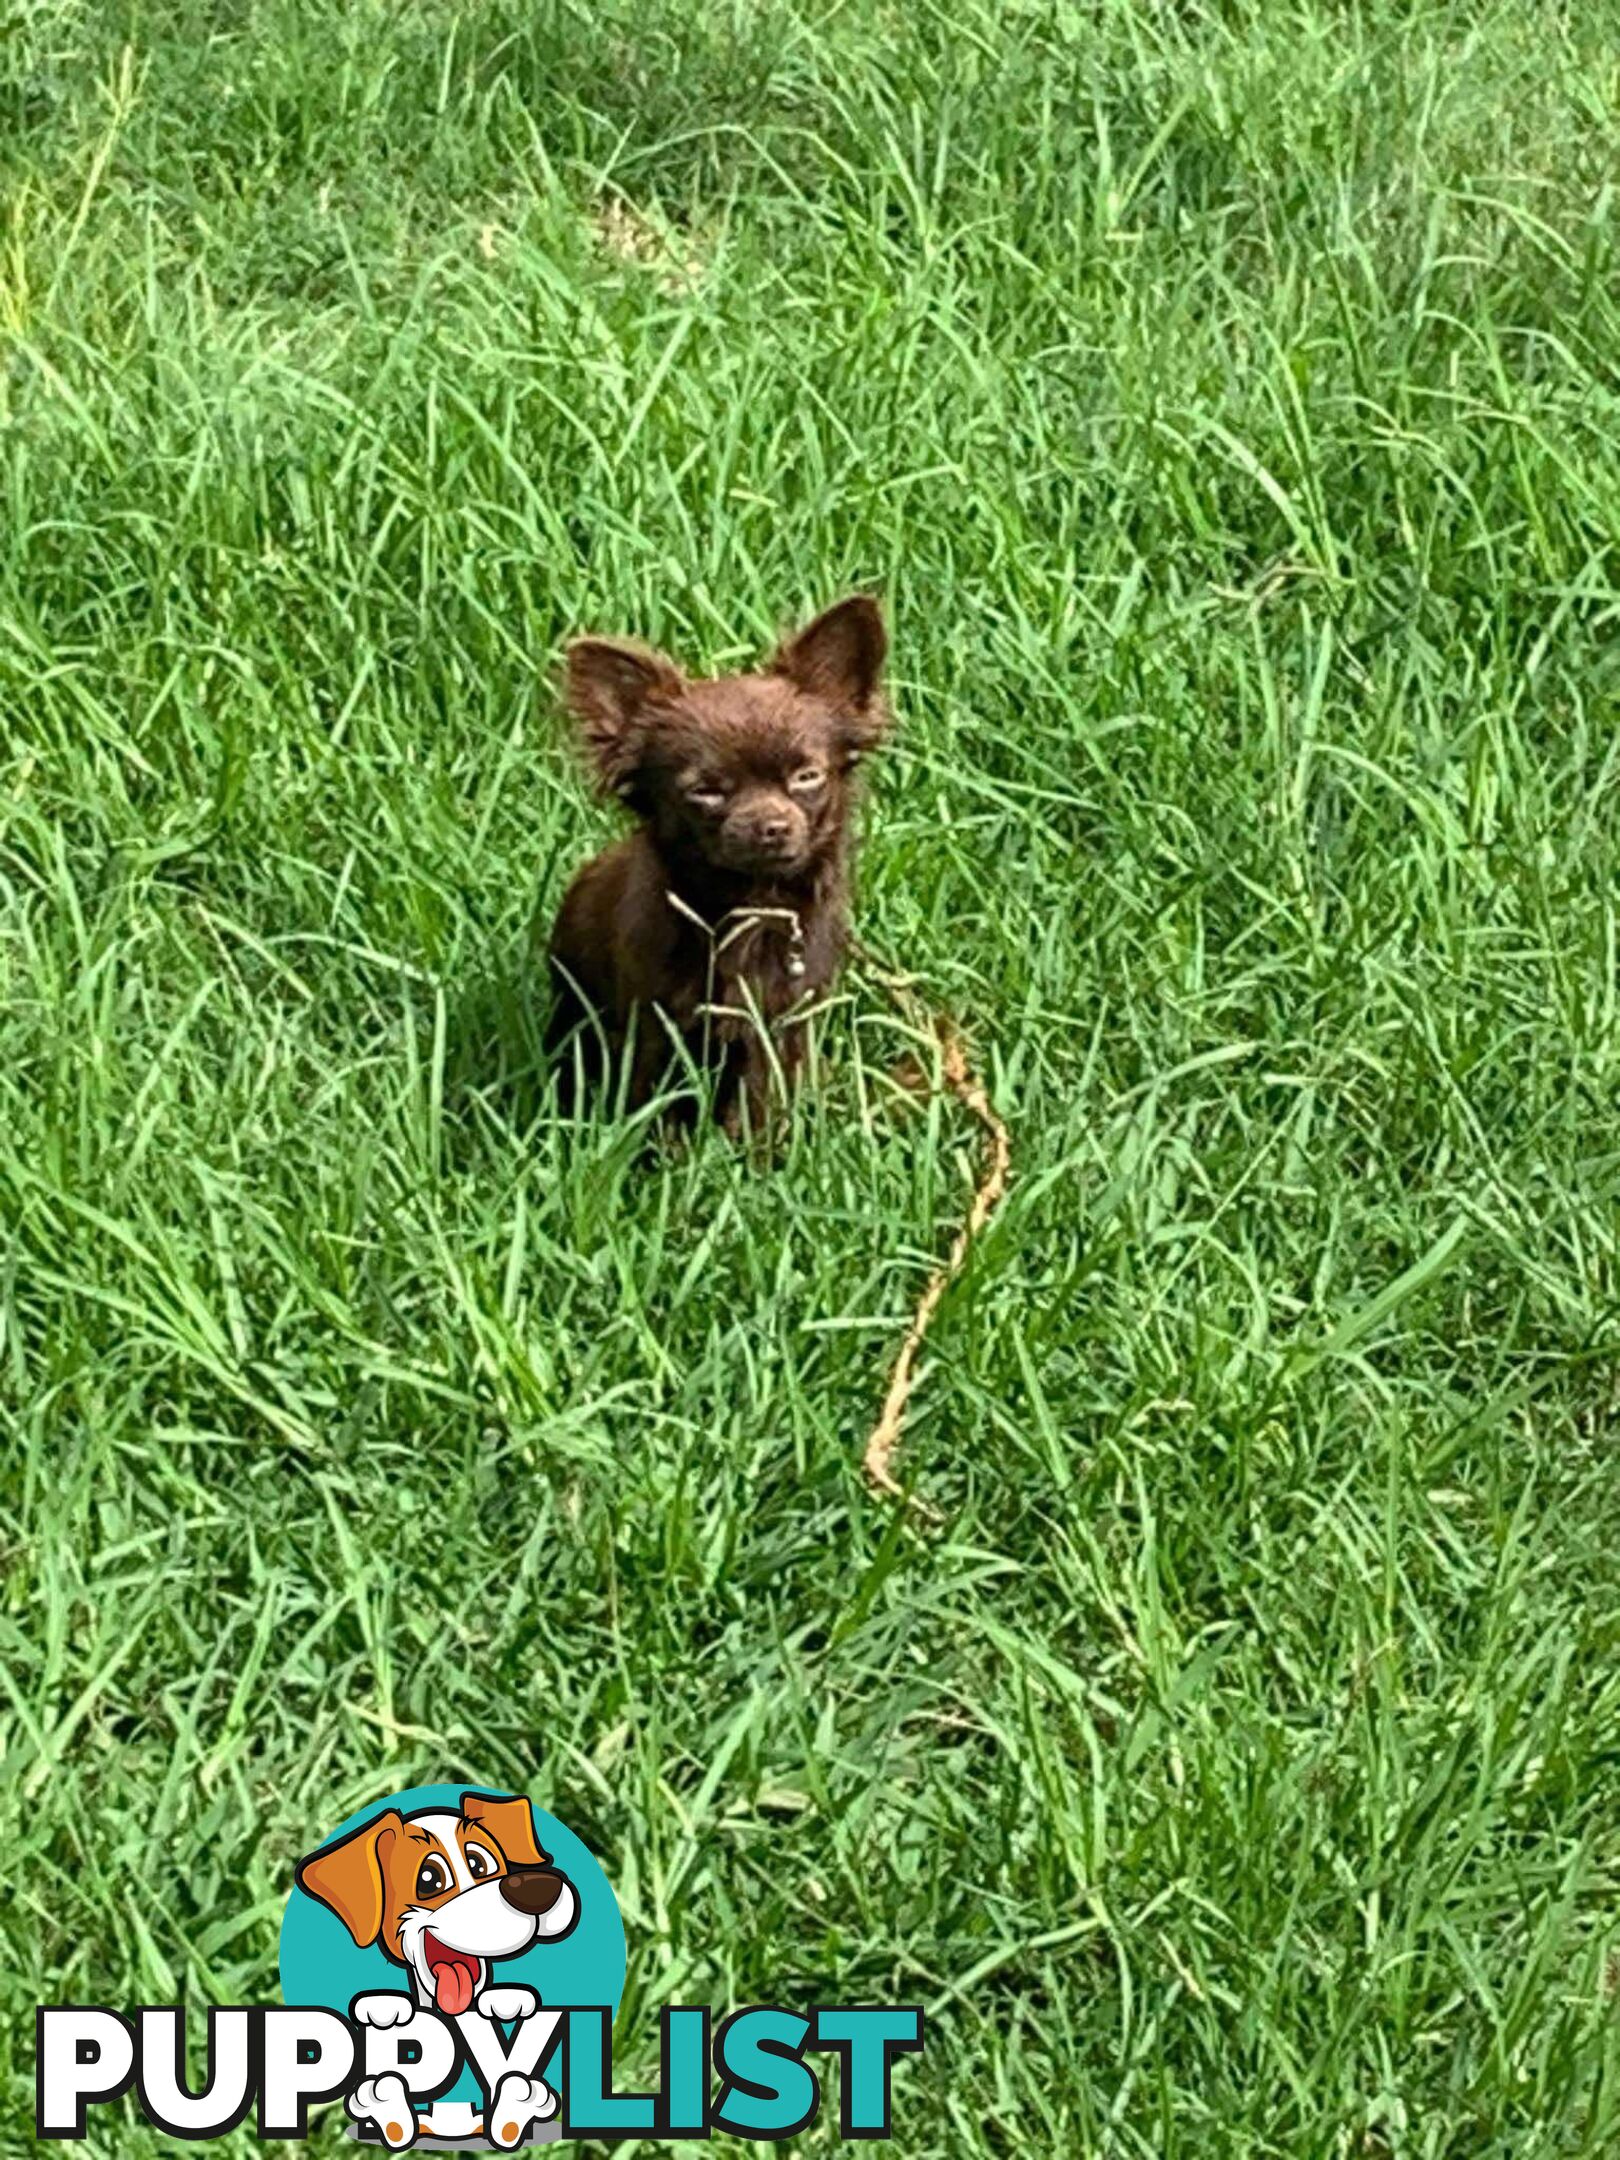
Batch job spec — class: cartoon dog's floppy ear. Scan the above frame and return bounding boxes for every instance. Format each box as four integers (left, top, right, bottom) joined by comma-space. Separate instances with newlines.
565, 636, 683, 796
461, 1791, 549, 1868
295, 1809, 404, 1947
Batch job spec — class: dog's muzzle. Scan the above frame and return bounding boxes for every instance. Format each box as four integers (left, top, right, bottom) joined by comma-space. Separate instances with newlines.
501, 1867, 575, 1933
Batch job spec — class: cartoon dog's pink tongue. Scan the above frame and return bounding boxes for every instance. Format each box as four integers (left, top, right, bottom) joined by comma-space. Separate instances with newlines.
424, 1934, 479, 2016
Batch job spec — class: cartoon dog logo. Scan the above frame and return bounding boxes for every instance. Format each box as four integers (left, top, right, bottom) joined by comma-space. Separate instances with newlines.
297, 1791, 577, 2147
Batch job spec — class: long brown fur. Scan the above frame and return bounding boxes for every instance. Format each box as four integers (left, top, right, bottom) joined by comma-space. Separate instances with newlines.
546, 596, 890, 1130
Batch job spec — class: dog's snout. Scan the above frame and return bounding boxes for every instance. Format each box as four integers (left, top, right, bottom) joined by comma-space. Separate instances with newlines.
723, 791, 807, 866
500, 1866, 568, 1917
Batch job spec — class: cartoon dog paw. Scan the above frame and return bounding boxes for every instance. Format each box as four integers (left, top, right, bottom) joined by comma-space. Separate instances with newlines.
486, 2072, 557, 2148
352, 1992, 416, 2029
349, 2073, 418, 2148
475, 1984, 539, 2023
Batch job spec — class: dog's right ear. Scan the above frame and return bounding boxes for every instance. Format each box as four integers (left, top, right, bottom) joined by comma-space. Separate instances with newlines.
565, 637, 683, 795
772, 596, 886, 730
295, 1809, 404, 1948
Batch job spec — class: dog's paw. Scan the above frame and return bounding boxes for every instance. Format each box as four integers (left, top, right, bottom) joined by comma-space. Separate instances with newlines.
486, 2072, 557, 2148
352, 1992, 416, 2029
348, 2073, 418, 2148
475, 1984, 539, 2023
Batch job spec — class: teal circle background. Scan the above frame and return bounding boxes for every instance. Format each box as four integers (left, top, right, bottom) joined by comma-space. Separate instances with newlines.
279, 1783, 624, 2105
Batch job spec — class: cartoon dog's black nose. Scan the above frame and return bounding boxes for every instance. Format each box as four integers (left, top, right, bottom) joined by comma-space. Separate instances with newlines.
500, 1866, 568, 1917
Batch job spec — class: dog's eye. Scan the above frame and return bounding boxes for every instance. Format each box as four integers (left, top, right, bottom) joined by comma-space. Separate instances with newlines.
465, 1843, 498, 1881
415, 1856, 451, 1899
688, 785, 727, 811
788, 766, 826, 793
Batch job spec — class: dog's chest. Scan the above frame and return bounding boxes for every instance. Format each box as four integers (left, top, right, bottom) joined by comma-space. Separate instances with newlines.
670, 898, 838, 1033
720, 911, 810, 1002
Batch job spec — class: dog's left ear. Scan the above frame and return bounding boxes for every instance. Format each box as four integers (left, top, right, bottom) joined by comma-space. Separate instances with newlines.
773, 595, 888, 747
462, 1791, 548, 1868
295, 1809, 403, 1948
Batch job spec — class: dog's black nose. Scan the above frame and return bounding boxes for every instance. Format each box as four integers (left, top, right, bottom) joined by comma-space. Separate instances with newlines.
500, 1866, 568, 1917
755, 814, 791, 845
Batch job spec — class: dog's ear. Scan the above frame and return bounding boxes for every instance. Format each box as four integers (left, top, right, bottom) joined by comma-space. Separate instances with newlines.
773, 595, 887, 745
295, 1809, 403, 1947
461, 1792, 549, 1868
565, 636, 683, 795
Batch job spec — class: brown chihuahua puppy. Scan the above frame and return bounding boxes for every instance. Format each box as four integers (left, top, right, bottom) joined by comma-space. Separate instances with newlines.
546, 595, 889, 1128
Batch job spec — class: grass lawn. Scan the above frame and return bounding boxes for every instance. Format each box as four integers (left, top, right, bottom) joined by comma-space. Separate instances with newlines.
4, 0, 1620, 2151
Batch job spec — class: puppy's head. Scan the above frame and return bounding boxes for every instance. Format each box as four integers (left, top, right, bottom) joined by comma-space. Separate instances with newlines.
565, 596, 888, 879
296, 1793, 577, 2015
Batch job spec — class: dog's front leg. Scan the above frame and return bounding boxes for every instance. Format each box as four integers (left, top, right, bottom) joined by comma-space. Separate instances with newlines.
486, 2071, 558, 2149
348, 2073, 419, 2149
621, 1006, 672, 1114
347, 1997, 422, 2146
727, 1022, 804, 1147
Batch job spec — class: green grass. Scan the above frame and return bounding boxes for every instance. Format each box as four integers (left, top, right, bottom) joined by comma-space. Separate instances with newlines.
4, 0, 1620, 2152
